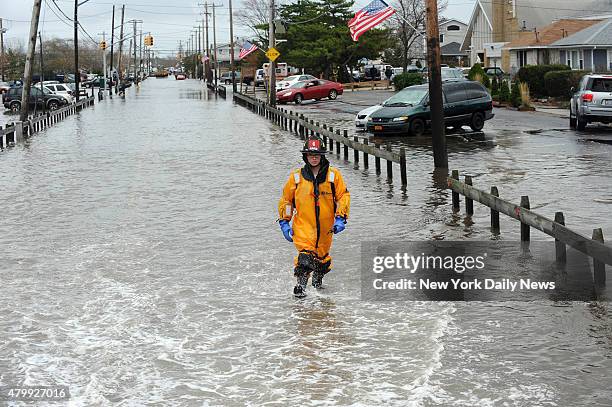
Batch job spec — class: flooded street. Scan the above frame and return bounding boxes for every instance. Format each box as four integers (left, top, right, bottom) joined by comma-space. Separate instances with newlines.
1, 78, 612, 406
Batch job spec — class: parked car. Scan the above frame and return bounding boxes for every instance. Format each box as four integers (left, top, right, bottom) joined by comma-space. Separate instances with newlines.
3, 86, 68, 112
460, 67, 471, 78
43, 83, 74, 103
89, 77, 115, 88
276, 79, 344, 104
220, 71, 241, 84
483, 67, 505, 78
366, 80, 494, 136
570, 74, 612, 130
355, 104, 383, 129
276, 74, 317, 91
255, 69, 265, 86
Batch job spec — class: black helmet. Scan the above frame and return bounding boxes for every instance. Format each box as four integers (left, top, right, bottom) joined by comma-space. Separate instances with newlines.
300, 135, 327, 155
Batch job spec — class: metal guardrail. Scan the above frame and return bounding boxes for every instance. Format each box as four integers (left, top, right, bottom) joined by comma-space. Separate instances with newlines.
447, 170, 610, 285
233, 92, 408, 185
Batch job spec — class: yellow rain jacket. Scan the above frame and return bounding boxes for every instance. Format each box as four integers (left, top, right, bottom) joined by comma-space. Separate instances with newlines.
278, 158, 350, 264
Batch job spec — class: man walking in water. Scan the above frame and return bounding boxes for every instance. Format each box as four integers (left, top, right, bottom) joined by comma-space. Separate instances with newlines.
278, 135, 351, 298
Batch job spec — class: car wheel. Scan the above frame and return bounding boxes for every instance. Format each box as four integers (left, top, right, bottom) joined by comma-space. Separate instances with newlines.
48, 100, 59, 110
9, 101, 20, 112
569, 116, 577, 129
576, 114, 587, 131
225, 80, 231, 84
315, 98, 321, 101
469, 112, 485, 131
294, 93, 303, 104
328, 89, 338, 100
409, 118, 425, 137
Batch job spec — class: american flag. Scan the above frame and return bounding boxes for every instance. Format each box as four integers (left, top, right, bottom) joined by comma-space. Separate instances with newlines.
239, 41, 258, 60
348, 0, 396, 41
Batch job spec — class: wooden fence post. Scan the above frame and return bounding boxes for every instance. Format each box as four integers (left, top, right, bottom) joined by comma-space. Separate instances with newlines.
353, 136, 359, 163
375, 144, 381, 174
343, 130, 349, 159
451, 170, 460, 212
592, 228, 605, 285
520, 195, 530, 241
386, 143, 393, 179
555, 212, 566, 263
465, 175, 474, 216
400, 147, 407, 186
491, 186, 500, 233
364, 139, 370, 169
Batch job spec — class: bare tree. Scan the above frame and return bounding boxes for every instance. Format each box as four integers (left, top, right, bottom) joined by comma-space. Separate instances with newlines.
389, 0, 446, 71
235, 0, 269, 45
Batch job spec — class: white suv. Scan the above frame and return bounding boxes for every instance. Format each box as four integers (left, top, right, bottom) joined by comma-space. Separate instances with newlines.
44, 83, 74, 103
570, 74, 612, 130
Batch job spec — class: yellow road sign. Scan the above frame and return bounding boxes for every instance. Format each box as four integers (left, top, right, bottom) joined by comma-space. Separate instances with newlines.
266, 47, 280, 62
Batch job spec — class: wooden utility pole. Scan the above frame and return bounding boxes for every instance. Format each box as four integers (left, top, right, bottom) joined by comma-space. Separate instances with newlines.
425, 0, 447, 168
39, 31, 45, 115
20, 0, 42, 122
268, 0, 276, 106
117, 4, 125, 90
228, 0, 236, 92
212, 4, 218, 87
132, 20, 137, 79
0, 18, 6, 82
109, 5, 115, 97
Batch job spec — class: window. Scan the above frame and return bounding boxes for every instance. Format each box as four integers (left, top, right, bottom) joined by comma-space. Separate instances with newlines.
443, 82, 467, 103
439, 33, 444, 43
447, 25, 461, 31
517, 50, 528, 67
465, 82, 489, 99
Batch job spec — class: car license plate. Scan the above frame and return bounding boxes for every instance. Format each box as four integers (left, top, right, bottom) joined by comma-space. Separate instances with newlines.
604, 100, 612, 106
374, 125, 383, 131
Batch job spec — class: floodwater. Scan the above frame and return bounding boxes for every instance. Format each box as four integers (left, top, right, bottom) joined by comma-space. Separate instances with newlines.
1, 79, 611, 406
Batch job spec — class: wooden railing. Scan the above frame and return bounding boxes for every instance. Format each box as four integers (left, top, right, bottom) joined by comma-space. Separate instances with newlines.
233, 92, 408, 185
448, 170, 611, 285
1, 96, 95, 148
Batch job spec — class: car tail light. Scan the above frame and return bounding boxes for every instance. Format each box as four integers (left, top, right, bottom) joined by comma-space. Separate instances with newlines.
582, 93, 593, 102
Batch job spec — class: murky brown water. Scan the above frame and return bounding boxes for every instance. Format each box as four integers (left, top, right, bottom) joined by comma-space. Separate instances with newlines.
1, 79, 611, 406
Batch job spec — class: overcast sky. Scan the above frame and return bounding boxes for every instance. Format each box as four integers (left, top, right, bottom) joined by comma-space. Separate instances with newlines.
2, 0, 476, 57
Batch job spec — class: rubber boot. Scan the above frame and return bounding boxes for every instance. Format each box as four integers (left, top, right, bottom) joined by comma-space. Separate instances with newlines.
293, 271, 309, 298
312, 271, 324, 289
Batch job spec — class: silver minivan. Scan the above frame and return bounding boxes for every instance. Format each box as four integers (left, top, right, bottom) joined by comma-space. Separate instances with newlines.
570, 74, 612, 130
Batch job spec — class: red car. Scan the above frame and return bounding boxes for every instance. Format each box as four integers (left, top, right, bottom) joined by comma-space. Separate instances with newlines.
277, 79, 343, 104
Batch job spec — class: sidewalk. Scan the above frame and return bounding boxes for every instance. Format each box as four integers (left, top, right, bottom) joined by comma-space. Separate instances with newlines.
533, 105, 570, 119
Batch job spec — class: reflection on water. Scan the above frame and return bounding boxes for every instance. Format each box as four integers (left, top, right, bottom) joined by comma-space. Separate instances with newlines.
1, 80, 612, 405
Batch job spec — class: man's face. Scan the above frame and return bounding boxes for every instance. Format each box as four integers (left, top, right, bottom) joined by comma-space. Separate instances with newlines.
307, 154, 321, 167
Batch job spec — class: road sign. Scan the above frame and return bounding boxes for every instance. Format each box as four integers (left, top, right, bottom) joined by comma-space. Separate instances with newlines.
265, 47, 280, 62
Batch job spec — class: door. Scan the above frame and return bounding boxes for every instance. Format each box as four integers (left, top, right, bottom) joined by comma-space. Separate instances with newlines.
443, 82, 468, 123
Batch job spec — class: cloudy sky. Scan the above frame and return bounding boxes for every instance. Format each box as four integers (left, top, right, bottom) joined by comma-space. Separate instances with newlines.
2, 0, 476, 57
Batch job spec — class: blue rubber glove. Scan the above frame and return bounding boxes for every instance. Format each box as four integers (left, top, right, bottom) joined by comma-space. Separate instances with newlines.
279, 220, 293, 242
332, 216, 346, 234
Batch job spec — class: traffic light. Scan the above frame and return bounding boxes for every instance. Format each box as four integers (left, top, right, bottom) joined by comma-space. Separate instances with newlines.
144, 35, 154, 47
149, 36, 154, 46
99, 41, 107, 50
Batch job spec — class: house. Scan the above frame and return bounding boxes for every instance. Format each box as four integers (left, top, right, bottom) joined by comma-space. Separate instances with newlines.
460, 0, 608, 68
550, 18, 612, 71
504, 19, 602, 73
438, 19, 468, 66
409, 19, 468, 66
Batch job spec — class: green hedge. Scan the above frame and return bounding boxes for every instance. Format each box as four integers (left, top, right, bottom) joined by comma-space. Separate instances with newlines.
543, 70, 589, 97
468, 63, 490, 88
516, 64, 570, 97
393, 72, 425, 91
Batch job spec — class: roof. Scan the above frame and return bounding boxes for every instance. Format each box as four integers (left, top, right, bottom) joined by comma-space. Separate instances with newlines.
461, 0, 492, 51
440, 42, 467, 56
440, 19, 467, 28
504, 19, 602, 49
461, 0, 608, 51
551, 18, 612, 46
